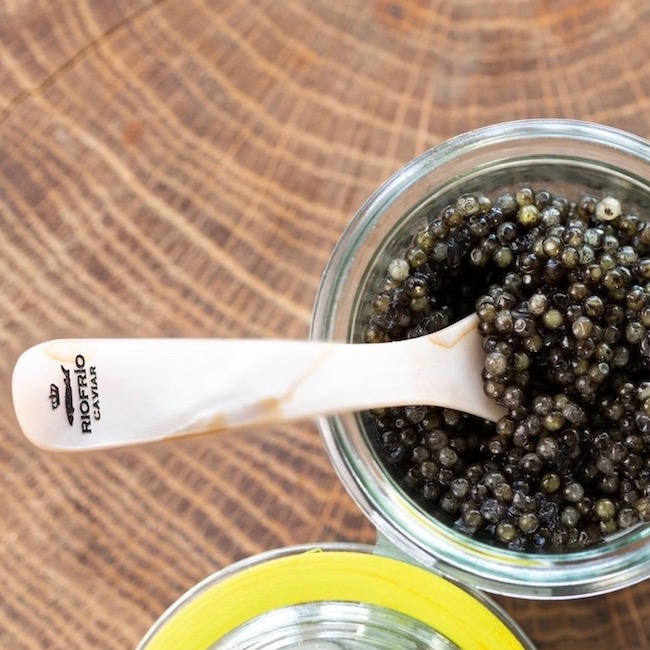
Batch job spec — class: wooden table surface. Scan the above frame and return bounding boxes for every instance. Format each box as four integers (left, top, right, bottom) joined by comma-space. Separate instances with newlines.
3, 1, 650, 648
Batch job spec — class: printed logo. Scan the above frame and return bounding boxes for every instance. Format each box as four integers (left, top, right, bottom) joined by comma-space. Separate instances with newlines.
49, 355, 101, 434
62, 365, 74, 425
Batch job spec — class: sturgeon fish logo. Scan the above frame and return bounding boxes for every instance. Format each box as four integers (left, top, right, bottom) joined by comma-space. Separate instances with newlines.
61, 365, 74, 425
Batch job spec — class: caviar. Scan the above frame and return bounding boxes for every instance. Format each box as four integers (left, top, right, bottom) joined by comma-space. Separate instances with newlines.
363, 188, 650, 551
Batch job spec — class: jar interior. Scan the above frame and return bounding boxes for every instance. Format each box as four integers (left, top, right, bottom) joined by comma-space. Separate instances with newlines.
349, 156, 650, 549
210, 602, 459, 650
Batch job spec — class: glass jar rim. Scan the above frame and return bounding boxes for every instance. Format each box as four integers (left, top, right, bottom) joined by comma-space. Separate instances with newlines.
136, 542, 534, 650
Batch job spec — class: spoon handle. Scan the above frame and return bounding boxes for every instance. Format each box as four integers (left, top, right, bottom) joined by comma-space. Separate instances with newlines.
12, 315, 498, 451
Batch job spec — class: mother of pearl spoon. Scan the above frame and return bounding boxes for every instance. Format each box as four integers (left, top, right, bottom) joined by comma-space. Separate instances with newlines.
12, 313, 505, 452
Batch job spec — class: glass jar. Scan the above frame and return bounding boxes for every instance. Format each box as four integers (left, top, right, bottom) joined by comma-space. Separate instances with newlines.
311, 119, 650, 598
136, 543, 535, 649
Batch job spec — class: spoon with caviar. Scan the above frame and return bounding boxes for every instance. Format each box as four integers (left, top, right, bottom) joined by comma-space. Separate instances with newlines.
12, 313, 505, 451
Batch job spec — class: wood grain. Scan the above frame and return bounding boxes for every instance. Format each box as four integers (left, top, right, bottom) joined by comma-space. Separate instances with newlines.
3, 0, 650, 648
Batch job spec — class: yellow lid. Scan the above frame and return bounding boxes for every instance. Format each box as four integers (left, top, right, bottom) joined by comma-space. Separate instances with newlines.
140, 547, 527, 650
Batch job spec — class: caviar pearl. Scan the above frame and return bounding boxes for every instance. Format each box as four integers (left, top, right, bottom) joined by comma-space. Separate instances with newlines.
595, 196, 622, 222
388, 258, 410, 282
